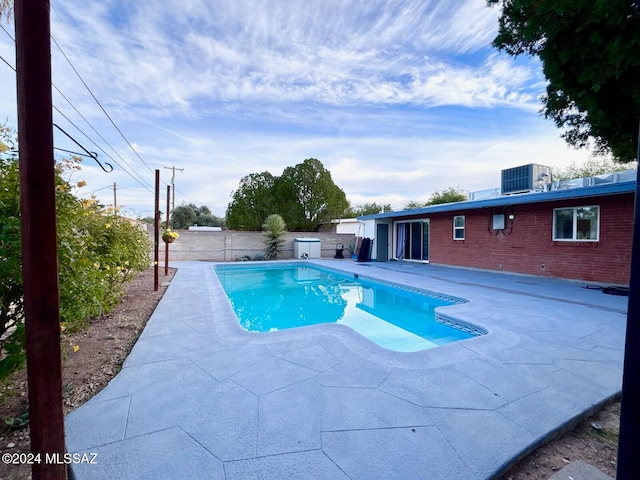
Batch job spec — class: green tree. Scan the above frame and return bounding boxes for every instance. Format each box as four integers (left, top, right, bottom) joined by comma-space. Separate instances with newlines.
262, 214, 286, 260
0, 128, 151, 379
552, 157, 638, 182
426, 187, 467, 205
403, 200, 425, 210
191, 205, 225, 228
0, 128, 22, 376
226, 172, 277, 230
404, 187, 466, 210
171, 204, 196, 229
171, 203, 223, 229
275, 158, 348, 231
344, 202, 392, 217
489, 0, 640, 162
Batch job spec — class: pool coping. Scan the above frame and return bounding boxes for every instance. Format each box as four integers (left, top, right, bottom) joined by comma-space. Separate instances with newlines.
209, 261, 495, 370
65, 259, 627, 479
214, 260, 488, 344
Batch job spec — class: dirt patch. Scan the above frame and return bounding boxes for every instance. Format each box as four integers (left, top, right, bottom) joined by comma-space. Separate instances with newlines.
0, 265, 621, 479
501, 399, 620, 479
0, 267, 175, 480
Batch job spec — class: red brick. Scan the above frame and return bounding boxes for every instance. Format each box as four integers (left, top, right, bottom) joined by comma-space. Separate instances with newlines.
424, 194, 633, 285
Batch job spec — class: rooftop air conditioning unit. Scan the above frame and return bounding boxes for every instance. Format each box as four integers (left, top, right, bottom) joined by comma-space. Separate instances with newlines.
501, 164, 552, 195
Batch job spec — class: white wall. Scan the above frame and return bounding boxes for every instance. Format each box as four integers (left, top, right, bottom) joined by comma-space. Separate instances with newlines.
335, 218, 360, 235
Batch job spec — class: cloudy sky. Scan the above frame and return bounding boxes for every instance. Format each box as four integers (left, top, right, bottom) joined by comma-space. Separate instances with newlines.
0, 0, 594, 218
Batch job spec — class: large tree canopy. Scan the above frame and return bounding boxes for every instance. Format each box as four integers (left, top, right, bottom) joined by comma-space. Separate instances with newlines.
489, 0, 640, 162
275, 159, 348, 231
225, 172, 277, 230
225, 159, 348, 231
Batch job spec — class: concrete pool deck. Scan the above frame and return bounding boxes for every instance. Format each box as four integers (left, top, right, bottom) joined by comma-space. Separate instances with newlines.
65, 260, 627, 479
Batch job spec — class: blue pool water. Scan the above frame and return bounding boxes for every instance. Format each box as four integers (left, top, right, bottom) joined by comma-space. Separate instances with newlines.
215, 263, 480, 352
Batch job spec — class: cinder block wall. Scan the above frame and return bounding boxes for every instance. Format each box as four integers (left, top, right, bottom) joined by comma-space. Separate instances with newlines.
155, 231, 355, 262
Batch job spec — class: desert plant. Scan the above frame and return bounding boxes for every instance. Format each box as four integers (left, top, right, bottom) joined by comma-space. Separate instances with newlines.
262, 214, 286, 260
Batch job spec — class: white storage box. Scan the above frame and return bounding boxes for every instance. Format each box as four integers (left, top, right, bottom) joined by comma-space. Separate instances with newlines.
293, 238, 321, 259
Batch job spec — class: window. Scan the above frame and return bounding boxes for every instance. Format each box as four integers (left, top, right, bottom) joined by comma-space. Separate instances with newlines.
553, 206, 599, 241
453, 216, 465, 240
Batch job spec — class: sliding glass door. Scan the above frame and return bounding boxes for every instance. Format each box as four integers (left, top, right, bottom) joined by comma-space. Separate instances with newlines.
395, 220, 429, 262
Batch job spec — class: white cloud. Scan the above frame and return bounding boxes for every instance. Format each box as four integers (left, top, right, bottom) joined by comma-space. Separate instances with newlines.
0, 1, 599, 220
44, 0, 537, 115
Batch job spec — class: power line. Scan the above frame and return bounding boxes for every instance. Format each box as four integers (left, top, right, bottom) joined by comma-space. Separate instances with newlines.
0, 51, 13, 70
164, 165, 184, 212
51, 85, 153, 189
84, 185, 113, 195
50, 35, 161, 180
46, 10, 153, 188
3, 23, 167, 206
0, 23, 14, 41
0, 56, 159, 198
124, 0, 163, 107
1, 28, 155, 192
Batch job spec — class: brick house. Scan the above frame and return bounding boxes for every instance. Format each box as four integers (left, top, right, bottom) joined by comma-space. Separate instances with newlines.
357, 171, 635, 285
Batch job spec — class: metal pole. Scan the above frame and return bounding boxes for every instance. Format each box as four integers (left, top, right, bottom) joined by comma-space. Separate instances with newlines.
164, 165, 183, 213
616, 122, 640, 479
154, 170, 159, 291
14, 1, 66, 478
165, 185, 170, 276
113, 181, 117, 215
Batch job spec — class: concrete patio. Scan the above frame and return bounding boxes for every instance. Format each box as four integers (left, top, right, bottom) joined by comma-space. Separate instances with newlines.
65, 260, 627, 479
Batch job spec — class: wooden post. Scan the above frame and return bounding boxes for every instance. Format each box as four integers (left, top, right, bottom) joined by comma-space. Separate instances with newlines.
154, 170, 159, 291
14, 0, 66, 478
616, 123, 640, 479
165, 185, 170, 276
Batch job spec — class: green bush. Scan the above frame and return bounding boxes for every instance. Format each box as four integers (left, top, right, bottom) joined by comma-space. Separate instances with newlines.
262, 214, 286, 260
0, 148, 24, 378
0, 129, 151, 378
57, 195, 151, 332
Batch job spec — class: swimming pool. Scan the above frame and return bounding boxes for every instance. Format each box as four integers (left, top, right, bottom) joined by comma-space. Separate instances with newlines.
215, 263, 482, 352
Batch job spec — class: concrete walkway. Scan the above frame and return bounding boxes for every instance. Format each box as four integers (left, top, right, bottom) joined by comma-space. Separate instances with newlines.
65, 260, 627, 479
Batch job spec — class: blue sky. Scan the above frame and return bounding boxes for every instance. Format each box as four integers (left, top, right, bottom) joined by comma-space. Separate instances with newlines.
0, 0, 594, 218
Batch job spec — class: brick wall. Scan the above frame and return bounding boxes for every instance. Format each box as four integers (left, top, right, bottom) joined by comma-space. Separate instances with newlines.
155, 231, 355, 262
426, 193, 633, 285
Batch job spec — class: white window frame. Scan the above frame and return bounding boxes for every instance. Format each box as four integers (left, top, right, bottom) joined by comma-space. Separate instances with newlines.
453, 215, 465, 240
552, 206, 600, 242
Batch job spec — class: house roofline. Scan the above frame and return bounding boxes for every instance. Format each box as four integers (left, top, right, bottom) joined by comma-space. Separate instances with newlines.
357, 180, 636, 221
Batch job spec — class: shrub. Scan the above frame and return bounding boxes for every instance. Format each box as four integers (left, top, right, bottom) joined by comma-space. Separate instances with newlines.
57, 197, 151, 331
0, 152, 24, 378
0, 134, 152, 379
262, 214, 286, 260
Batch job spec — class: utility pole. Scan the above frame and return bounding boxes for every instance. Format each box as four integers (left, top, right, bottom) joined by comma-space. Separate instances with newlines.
113, 182, 117, 216
616, 123, 640, 479
15, 1, 67, 478
164, 165, 183, 213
